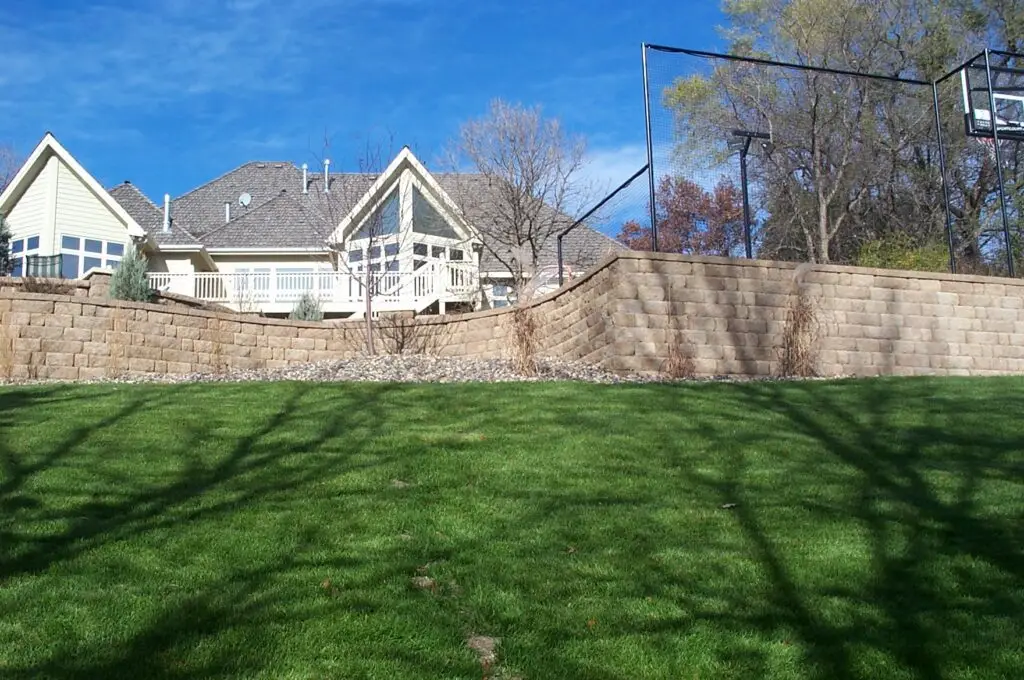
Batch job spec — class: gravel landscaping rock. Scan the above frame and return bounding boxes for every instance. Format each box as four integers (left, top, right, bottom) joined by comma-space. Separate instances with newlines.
2, 354, 849, 386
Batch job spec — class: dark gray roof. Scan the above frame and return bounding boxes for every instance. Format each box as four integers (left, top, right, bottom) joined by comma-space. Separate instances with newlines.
108, 182, 201, 246
123, 157, 625, 269
434, 173, 625, 271
200, 192, 330, 249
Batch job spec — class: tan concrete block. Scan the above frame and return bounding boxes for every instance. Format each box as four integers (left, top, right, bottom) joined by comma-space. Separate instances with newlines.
284, 348, 309, 362
145, 334, 179, 349
41, 339, 84, 354
263, 324, 299, 338
233, 333, 257, 347
166, 362, 193, 374
1, 312, 31, 327
44, 352, 76, 367
12, 337, 41, 352
62, 327, 93, 343
128, 358, 156, 373
72, 315, 112, 330
77, 366, 107, 380
126, 345, 163, 361
267, 335, 292, 349
174, 325, 202, 340
11, 299, 54, 314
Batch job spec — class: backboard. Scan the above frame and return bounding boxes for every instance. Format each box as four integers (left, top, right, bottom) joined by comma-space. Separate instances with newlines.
961, 59, 1024, 142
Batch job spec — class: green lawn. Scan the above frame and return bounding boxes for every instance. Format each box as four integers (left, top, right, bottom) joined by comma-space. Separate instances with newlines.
0, 378, 1022, 679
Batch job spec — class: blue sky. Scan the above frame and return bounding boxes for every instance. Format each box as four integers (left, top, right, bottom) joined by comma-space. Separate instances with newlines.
1, 0, 724, 202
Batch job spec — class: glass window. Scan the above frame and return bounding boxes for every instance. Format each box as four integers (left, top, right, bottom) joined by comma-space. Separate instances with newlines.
84, 239, 103, 253
348, 249, 363, 262
355, 191, 400, 238
413, 242, 427, 256
432, 246, 446, 259
412, 186, 459, 238
386, 260, 400, 272
11, 239, 23, 254
27, 236, 39, 250
413, 259, 427, 270
61, 254, 79, 280
368, 246, 381, 259
450, 249, 464, 261
384, 243, 399, 257
494, 299, 510, 308
83, 256, 102, 272
106, 242, 124, 256
106, 260, 121, 271
369, 263, 381, 272
492, 284, 509, 297
11, 257, 23, 277
62, 236, 80, 250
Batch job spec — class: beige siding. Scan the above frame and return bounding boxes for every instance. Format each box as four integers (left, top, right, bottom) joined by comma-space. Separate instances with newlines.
6, 157, 54, 244
53, 159, 131, 249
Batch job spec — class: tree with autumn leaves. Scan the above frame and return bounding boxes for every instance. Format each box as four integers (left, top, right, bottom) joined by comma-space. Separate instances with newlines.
617, 174, 747, 256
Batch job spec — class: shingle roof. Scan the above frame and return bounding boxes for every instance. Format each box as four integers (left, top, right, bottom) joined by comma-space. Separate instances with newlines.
200, 191, 329, 249
434, 173, 626, 271
108, 182, 201, 246
124, 156, 625, 270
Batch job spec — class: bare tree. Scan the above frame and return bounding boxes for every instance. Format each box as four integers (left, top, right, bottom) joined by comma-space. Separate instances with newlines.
0, 144, 18, 194
301, 137, 412, 355
445, 99, 588, 296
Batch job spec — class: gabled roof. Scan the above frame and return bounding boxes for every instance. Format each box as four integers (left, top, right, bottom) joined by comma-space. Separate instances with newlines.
331, 147, 476, 244
109, 182, 202, 246
0, 132, 145, 238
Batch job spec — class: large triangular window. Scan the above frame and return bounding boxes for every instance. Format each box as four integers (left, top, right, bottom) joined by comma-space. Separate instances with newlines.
412, 186, 459, 239
354, 190, 400, 239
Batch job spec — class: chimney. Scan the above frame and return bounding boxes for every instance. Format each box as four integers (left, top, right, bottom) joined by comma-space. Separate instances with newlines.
224, 202, 231, 223
302, 163, 308, 194
163, 194, 170, 232
323, 158, 331, 194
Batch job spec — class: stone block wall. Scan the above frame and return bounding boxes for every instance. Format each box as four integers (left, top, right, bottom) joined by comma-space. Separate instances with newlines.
3, 253, 1024, 381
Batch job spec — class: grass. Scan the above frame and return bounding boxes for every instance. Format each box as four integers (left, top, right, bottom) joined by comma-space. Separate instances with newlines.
0, 378, 1022, 679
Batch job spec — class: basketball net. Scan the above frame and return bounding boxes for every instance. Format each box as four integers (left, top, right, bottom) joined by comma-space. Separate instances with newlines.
979, 136, 997, 161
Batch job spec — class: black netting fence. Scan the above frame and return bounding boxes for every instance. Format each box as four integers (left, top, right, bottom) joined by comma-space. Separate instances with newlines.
557, 164, 652, 285
641, 44, 1024, 277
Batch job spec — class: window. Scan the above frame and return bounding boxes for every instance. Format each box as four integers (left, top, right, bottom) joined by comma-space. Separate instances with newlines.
384, 243, 400, 257
8, 235, 41, 277
432, 246, 446, 259
59, 234, 125, 278
412, 186, 459, 238
492, 284, 509, 298
367, 245, 381, 259
413, 243, 427, 257
386, 260, 400, 272
349, 249, 363, 263
450, 248, 464, 261
354, 191, 400, 238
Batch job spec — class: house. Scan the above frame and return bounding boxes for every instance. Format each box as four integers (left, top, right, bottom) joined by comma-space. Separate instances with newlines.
0, 133, 624, 316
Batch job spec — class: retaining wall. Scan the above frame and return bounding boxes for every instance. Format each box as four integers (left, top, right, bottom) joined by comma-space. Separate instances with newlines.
2, 252, 1024, 380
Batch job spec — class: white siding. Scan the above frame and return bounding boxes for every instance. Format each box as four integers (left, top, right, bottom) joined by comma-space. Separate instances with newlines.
147, 253, 198, 275
6, 158, 53, 243
54, 159, 131, 249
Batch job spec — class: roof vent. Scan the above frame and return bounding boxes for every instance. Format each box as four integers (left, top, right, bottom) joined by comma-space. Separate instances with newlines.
302, 163, 308, 194
323, 158, 331, 194
163, 194, 170, 232
224, 202, 231, 223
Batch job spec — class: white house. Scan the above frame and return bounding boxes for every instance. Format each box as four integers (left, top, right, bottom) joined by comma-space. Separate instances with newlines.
0, 133, 624, 317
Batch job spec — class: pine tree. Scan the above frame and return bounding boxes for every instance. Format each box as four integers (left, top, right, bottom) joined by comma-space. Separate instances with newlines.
0, 214, 11, 277
109, 243, 152, 302
289, 291, 324, 321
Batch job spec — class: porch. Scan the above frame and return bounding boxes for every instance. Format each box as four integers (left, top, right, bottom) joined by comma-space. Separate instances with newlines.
147, 262, 478, 315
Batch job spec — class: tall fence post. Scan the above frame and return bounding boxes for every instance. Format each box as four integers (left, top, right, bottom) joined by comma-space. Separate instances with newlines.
984, 49, 1016, 277
642, 43, 659, 252
931, 81, 957, 274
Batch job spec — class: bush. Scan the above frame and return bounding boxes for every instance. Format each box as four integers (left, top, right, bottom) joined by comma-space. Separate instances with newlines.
109, 244, 153, 302
289, 292, 324, 321
856, 234, 949, 273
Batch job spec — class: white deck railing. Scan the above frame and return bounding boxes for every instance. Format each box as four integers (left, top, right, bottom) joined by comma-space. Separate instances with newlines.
147, 263, 478, 311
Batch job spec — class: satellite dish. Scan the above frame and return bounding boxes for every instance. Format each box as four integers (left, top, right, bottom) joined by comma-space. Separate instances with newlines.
238, 192, 252, 207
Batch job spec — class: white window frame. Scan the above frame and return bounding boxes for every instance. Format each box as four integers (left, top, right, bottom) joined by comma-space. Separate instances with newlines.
9, 235, 41, 277
59, 234, 125, 279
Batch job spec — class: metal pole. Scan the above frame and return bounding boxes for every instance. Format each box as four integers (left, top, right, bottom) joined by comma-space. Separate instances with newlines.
985, 49, 1016, 276
557, 235, 565, 287
739, 137, 753, 259
642, 43, 659, 251
932, 81, 957, 274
